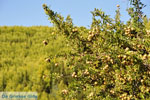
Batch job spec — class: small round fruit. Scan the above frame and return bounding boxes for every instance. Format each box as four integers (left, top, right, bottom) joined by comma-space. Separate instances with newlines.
116, 5, 120, 8
43, 40, 48, 45
45, 58, 50, 62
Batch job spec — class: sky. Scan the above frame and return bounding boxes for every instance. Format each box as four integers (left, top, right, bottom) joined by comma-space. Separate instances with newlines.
0, 0, 150, 27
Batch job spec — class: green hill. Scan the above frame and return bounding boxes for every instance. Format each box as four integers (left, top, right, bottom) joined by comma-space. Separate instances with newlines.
0, 26, 70, 99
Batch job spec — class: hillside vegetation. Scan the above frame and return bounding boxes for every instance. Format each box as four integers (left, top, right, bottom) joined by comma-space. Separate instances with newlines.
0, 26, 71, 99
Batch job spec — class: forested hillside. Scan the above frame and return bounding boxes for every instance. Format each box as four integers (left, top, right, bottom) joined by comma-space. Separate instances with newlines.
0, 26, 71, 99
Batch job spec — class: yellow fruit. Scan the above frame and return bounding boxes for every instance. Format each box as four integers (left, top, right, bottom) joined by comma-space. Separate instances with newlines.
123, 55, 127, 59
116, 5, 120, 7
43, 40, 48, 45
83, 69, 89, 75
89, 31, 92, 34
121, 60, 126, 64
72, 72, 77, 78
118, 55, 123, 60
103, 65, 108, 70
88, 34, 93, 41
125, 47, 129, 51
110, 90, 115, 94
61, 89, 68, 95
72, 28, 78, 32
94, 82, 98, 85
137, 45, 142, 48
52, 32, 55, 35
146, 30, 150, 34
89, 92, 94, 97
55, 63, 58, 67
141, 79, 144, 83
43, 75, 47, 79
142, 54, 148, 60
110, 59, 113, 64
45, 58, 50, 62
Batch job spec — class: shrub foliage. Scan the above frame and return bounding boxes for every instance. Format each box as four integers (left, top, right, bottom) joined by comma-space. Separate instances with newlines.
42, 0, 150, 99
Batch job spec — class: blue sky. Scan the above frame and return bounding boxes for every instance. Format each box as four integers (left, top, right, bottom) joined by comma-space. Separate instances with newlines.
0, 0, 150, 27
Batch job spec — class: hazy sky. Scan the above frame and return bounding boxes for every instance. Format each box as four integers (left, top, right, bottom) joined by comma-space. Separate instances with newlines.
0, 0, 150, 27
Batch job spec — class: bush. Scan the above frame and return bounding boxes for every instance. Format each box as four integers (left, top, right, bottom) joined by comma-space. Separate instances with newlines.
42, 0, 150, 99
